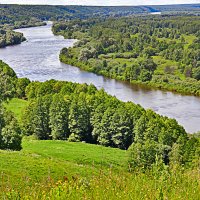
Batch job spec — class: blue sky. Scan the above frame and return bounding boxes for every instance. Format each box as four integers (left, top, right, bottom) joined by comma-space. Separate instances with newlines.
1, 0, 200, 6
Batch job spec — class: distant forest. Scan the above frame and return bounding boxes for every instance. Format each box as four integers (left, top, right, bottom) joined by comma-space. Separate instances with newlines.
0, 4, 199, 47
0, 3, 200, 24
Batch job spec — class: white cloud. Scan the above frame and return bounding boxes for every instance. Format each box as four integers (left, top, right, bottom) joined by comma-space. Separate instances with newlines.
0, 0, 200, 6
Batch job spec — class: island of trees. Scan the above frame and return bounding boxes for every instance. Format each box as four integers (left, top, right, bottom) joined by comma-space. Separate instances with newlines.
0, 16, 46, 48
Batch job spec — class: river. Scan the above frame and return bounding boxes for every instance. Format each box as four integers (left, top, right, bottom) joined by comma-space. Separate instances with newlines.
0, 22, 200, 133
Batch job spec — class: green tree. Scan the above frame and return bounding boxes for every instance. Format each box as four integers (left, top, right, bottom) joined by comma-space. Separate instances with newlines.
110, 105, 134, 149
97, 107, 116, 147
128, 141, 159, 169
0, 61, 17, 102
68, 93, 91, 142
32, 95, 52, 139
0, 111, 21, 151
50, 94, 70, 140
193, 67, 200, 80
16, 77, 31, 99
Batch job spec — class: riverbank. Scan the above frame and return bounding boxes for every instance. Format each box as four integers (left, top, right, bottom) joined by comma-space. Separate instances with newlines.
60, 52, 200, 97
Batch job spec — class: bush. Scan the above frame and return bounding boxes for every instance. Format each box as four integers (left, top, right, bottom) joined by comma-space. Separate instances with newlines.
0, 111, 22, 151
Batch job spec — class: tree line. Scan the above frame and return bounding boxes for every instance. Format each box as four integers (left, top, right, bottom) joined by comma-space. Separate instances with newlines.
21, 80, 200, 168
2, 4, 199, 25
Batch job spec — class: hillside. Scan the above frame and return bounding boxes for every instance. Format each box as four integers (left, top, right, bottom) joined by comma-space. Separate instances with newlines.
0, 138, 127, 185
1, 4, 200, 25
0, 138, 199, 199
1, 4, 199, 48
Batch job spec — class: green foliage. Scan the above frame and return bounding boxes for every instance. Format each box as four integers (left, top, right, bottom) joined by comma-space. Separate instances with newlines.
0, 109, 22, 151
0, 30, 25, 48
16, 78, 31, 99
56, 15, 200, 96
0, 61, 22, 151
18, 79, 189, 169
49, 94, 70, 140
128, 109, 189, 169
68, 94, 91, 142
193, 67, 200, 80
1, 117, 21, 151
1, 4, 200, 29
21, 80, 140, 149
0, 44, 197, 170
128, 141, 160, 169
31, 95, 52, 139
0, 60, 17, 102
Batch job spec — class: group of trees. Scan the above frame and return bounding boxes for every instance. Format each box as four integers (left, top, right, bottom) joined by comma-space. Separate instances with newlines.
0, 29, 25, 48
17, 78, 199, 168
0, 61, 22, 150
2, 4, 199, 25
55, 15, 200, 96
0, 5, 146, 24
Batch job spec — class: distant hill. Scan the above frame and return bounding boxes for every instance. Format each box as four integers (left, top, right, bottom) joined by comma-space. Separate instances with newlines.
0, 4, 200, 25
152, 4, 200, 14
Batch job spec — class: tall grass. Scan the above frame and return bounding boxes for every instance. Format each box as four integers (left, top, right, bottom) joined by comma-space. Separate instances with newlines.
0, 139, 199, 199
1, 167, 199, 200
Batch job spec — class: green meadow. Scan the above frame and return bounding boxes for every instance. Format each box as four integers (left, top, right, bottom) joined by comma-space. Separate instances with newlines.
0, 138, 199, 200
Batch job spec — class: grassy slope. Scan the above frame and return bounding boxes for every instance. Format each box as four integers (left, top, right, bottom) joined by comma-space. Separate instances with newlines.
2, 99, 127, 189
0, 138, 127, 187
0, 139, 199, 200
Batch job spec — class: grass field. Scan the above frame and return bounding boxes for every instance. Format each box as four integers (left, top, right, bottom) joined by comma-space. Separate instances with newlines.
0, 138, 199, 199
152, 56, 185, 79
0, 138, 127, 187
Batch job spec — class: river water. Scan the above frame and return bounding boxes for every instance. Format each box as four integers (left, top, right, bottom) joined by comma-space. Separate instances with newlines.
0, 22, 200, 133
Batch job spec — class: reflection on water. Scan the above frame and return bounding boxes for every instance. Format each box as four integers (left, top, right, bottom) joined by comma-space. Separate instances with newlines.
0, 22, 200, 133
